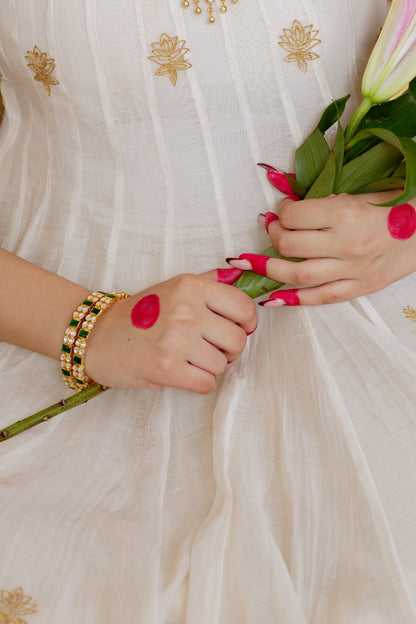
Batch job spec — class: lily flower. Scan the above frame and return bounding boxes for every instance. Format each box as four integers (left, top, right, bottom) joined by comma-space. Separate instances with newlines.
362, 0, 416, 102
345, 0, 416, 143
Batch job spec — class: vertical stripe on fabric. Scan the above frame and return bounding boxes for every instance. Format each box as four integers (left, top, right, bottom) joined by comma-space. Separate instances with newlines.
53, 3, 84, 275
85, 0, 125, 285
170, 2, 234, 256
220, 15, 277, 209
257, 0, 303, 148
135, 1, 176, 280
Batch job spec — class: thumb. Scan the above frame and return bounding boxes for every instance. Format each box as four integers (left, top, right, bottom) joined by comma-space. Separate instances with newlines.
202, 267, 245, 285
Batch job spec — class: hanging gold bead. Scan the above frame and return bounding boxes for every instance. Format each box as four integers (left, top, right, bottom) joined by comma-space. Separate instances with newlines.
182, 0, 238, 23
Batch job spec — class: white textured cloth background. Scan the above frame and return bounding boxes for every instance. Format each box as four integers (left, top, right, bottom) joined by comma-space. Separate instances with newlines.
1, 1, 416, 622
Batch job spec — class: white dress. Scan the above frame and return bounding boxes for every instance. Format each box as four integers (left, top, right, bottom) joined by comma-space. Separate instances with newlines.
1, 1, 416, 622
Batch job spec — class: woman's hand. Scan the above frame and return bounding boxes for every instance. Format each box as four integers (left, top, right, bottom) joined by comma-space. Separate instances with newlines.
227, 191, 416, 306
86, 272, 257, 394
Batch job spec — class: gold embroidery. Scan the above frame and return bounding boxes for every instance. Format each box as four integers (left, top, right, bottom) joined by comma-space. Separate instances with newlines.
0, 587, 37, 624
279, 20, 321, 73
148, 34, 192, 86
25, 45, 59, 96
403, 305, 416, 322
182, 0, 239, 24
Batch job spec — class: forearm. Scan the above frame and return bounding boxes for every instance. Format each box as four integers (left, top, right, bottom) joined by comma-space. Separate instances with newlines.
0, 248, 89, 359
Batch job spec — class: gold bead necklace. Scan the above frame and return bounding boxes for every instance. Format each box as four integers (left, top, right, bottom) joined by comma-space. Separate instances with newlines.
182, 0, 239, 24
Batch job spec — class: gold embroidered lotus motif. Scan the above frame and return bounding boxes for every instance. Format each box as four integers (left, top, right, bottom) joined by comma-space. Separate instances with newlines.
0, 587, 37, 624
279, 20, 321, 73
25, 45, 59, 96
148, 33, 192, 86
403, 305, 416, 322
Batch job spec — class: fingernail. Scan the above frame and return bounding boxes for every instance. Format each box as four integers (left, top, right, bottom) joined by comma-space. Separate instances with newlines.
257, 163, 297, 195
261, 289, 301, 307
258, 212, 279, 232
217, 267, 245, 284
226, 257, 253, 271
259, 298, 286, 307
246, 324, 257, 336
227, 253, 269, 276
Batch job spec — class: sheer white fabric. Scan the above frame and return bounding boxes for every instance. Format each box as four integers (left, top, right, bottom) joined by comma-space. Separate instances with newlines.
1, 1, 416, 622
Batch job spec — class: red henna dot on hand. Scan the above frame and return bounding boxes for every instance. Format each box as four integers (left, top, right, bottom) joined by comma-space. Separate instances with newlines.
387, 203, 416, 240
131, 294, 160, 329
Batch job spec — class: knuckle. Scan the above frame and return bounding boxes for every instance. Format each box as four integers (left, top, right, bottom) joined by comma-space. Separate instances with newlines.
233, 327, 247, 353
278, 201, 295, 227
237, 294, 257, 323
276, 233, 296, 258
154, 352, 176, 379
175, 273, 199, 293
198, 375, 217, 395
321, 290, 346, 305
291, 264, 313, 286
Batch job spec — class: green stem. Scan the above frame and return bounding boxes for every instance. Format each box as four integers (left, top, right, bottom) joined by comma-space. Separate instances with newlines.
0, 383, 108, 442
344, 97, 373, 146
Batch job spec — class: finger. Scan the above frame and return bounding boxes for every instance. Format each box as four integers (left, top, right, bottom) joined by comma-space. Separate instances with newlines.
258, 212, 279, 233
278, 197, 334, 230
187, 338, 228, 375
259, 280, 356, 307
203, 314, 248, 362
160, 358, 218, 394
227, 255, 345, 287
202, 280, 257, 335
214, 267, 245, 285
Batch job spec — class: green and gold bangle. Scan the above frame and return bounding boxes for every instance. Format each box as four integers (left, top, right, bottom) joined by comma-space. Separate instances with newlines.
61, 291, 129, 391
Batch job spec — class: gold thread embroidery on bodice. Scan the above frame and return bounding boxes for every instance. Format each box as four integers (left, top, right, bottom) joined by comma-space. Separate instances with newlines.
403, 305, 416, 322
279, 20, 321, 73
148, 34, 192, 86
25, 45, 59, 96
0, 587, 37, 624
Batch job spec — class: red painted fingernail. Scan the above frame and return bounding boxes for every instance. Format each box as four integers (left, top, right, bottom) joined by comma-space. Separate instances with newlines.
217, 267, 245, 284
226, 257, 253, 271
258, 212, 279, 232
387, 203, 416, 240
257, 163, 297, 195
239, 253, 269, 275
246, 325, 257, 336
260, 289, 301, 307
227, 253, 269, 276
259, 298, 286, 307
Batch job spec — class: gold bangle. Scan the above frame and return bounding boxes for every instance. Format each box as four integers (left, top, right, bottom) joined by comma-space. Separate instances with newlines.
61, 291, 129, 391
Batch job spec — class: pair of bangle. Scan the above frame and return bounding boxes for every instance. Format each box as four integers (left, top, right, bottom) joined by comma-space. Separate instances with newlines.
60, 291, 129, 391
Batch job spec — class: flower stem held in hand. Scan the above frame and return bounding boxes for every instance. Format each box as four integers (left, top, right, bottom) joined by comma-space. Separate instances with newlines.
0, 383, 108, 442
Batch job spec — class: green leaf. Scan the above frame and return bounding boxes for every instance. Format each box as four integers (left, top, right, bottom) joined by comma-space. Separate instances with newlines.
345, 81, 416, 162
284, 173, 306, 198
352, 177, 406, 194
317, 95, 350, 134
391, 161, 406, 178
295, 128, 330, 190
233, 246, 304, 299
358, 129, 416, 207
334, 120, 345, 177
305, 151, 336, 199
335, 141, 403, 194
